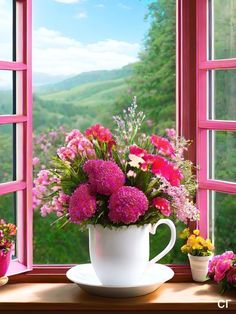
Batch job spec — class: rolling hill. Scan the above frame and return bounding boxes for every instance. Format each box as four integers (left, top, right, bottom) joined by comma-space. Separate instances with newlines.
33, 65, 133, 132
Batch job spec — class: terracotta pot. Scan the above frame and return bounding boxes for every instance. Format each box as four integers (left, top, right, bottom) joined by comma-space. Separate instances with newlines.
0, 250, 11, 277
188, 253, 212, 282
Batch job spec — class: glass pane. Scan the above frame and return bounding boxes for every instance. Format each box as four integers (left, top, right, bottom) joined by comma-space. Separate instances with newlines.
0, 0, 14, 61
209, 191, 236, 254
0, 193, 16, 223
0, 71, 14, 115
0, 124, 15, 183
208, 70, 236, 121
208, 131, 236, 182
33, 0, 177, 264
212, 0, 236, 59
0, 192, 17, 258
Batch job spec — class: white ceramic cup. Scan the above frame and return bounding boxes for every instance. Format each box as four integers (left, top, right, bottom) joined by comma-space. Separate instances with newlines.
88, 219, 176, 286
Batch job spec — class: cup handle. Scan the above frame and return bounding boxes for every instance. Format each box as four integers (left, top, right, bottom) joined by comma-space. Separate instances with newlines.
149, 219, 176, 265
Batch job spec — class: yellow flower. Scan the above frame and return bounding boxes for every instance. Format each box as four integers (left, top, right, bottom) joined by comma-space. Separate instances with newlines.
187, 235, 196, 247
179, 228, 190, 239
196, 236, 206, 246
205, 239, 214, 251
193, 229, 200, 236
192, 243, 203, 250
181, 244, 191, 253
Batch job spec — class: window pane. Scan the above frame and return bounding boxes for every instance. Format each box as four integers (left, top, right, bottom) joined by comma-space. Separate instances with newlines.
33, 0, 177, 264
0, 124, 15, 183
0, 193, 16, 223
0, 0, 14, 61
0, 71, 14, 115
208, 131, 236, 182
208, 70, 236, 121
211, 0, 236, 59
209, 191, 236, 253
0, 192, 17, 258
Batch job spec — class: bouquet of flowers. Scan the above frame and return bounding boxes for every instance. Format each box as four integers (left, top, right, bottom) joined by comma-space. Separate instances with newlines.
33, 99, 199, 229
0, 219, 17, 257
180, 228, 214, 256
208, 251, 236, 293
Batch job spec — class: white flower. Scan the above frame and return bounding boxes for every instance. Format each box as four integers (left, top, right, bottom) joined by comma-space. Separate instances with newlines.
128, 154, 145, 168
127, 170, 137, 178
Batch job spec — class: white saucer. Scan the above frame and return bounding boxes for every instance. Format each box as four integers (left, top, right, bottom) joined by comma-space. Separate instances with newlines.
66, 263, 174, 298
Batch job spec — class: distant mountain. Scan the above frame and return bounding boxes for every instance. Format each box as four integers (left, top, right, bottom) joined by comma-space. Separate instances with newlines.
33, 72, 71, 89
37, 64, 134, 94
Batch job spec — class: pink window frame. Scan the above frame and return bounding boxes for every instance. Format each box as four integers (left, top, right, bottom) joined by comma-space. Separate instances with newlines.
6, 0, 224, 282
0, 0, 32, 275
196, 0, 236, 237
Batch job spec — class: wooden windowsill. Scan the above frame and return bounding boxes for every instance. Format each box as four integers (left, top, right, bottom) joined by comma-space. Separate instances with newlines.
0, 282, 235, 313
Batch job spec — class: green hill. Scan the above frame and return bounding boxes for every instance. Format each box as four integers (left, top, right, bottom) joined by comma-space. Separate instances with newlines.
37, 64, 133, 94
33, 65, 133, 132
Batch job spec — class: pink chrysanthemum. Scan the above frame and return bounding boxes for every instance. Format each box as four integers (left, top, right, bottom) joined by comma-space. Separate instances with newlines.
108, 186, 149, 224
153, 197, 171, 217
83, 160, 125, 195
151, 134, 175, 157
68, 184, 97, 224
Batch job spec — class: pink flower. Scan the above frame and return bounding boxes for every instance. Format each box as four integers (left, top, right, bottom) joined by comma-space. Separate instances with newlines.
85, 124, 115, 146
65, 129, 83, 143
221, 251, 235, 260
64, 129, 96, 159
108, 186, 149, 224
57, 147, 76, 161
226, 266, 236, 285
33, 157, 40, 166
83, 160, 125, 195
214, 259, 232, 283
69, 184, 97, 224
150, 134, 175, 157
165, 128, 176, 139
153, 197, 171, 216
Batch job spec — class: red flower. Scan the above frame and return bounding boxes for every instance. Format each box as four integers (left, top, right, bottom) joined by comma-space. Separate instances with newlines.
153, 197, 171, 217
129, 145, 147, 157
150, 134, 175, 157
85, 124, 115, 145
151, 156, 183, 186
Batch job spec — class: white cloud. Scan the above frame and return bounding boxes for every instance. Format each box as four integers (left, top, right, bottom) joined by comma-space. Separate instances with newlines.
54, 0, 81, 4
33, 27, 139, 77
118, 2, 131, 10
75, 11, 88, 19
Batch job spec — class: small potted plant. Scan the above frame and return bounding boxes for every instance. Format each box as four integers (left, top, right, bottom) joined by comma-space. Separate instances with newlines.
208, 251, 236, 293
180, 228, 214, 282
0, 219, 17, 279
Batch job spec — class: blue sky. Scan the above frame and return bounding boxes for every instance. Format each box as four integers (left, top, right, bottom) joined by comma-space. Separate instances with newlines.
31, 0, 151, 81
33, 0, 151, 45
0, 0, 151, 87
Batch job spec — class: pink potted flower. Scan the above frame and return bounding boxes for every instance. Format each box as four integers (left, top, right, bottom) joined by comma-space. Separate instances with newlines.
0, 219, 17, 278
208, 251, 236, 293
33, 99, 199, 286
